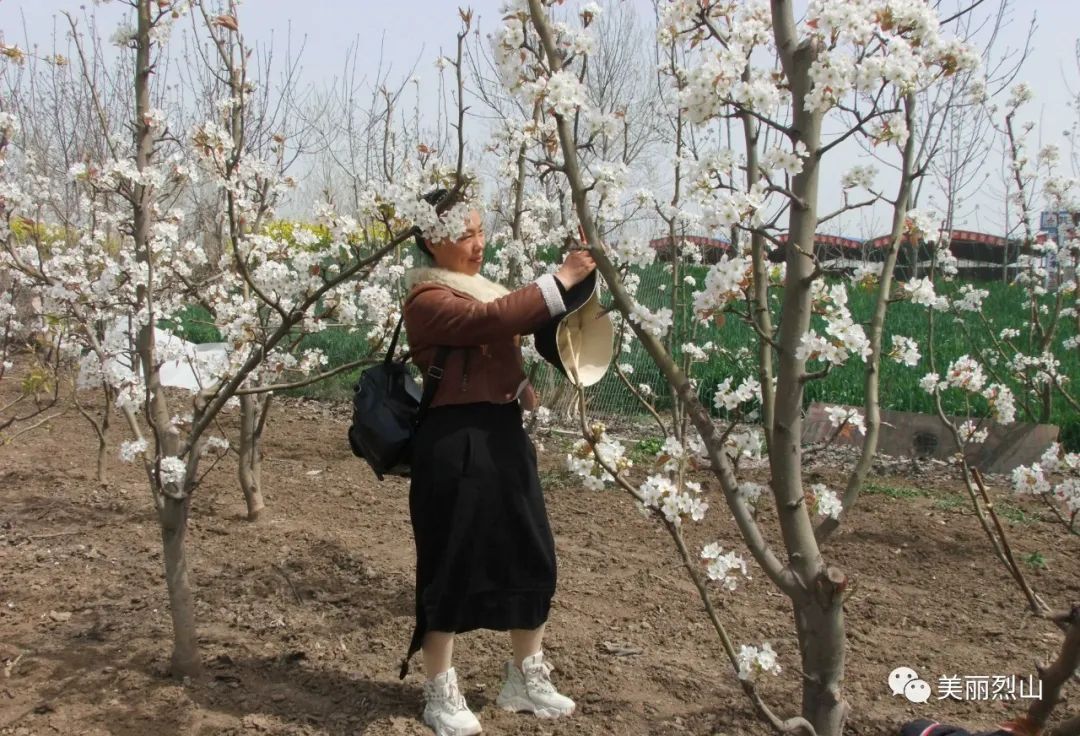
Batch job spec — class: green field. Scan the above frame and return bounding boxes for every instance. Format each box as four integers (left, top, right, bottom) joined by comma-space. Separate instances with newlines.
174, 264, 1080, 449
621, 266, 1079, 449
618, 265, 1078, 448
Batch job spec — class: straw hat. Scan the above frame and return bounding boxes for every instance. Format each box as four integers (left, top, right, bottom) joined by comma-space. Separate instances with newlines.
535, 271, 614, 387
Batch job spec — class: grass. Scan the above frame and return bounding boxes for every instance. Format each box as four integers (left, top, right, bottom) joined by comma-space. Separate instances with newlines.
994, 502, 1034, 524
291, 329, 378, 400
925, 492, 1038, 523
161, 304, 222, 345
857, 483, 1037, 524
933, 494, 967, 512
538, 468, 578, 489
615, 266, 1080, 450
628, 437, 665, 464
862, 482, 930, 500
162, 303, 376, 401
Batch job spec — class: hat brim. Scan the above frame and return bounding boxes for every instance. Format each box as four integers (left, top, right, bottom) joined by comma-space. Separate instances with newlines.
535, 271, 614, 387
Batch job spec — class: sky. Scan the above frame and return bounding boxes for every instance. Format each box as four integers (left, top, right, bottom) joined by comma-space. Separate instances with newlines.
3, 0, 1080, 239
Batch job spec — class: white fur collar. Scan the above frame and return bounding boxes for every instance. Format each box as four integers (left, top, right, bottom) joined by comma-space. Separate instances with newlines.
406, 267, 510, 303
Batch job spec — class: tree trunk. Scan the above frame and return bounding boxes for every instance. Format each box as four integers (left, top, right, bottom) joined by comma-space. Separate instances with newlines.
96, 433, 108, 485
238, 393, 266, 521
740, 75, 775, 455
768, 3, 849, 731
159, 494, 200, 677
132, 0, 200, 680
818, 93, 919, 543
1025, 608, 1080, 733
794, 584, 849, 735
96, 389, 111, 485
1048, 714, 1080, 736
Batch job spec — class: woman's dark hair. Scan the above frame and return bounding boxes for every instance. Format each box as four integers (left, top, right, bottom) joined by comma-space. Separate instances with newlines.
414, 188, 450, 259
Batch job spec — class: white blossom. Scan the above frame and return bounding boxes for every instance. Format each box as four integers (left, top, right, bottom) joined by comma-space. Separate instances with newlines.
1055, 478, 1080, 513
713, 376, 761, 412
158, 456, 187, 488
904, 277, 947, 310
919, 372, 942, 394
737, 482, 764, 508
824, 405, 866, 435
957, 420, 989, 445
119, 439, 148, 463
701, 544, 749, 591
841, 164, 878, 190
737, 642, 782, 680
890, 336, 921, 367
953, 285, 988, 312
984, 383, 1016, 425
629, 303, 674, 339
1040, 443, 1062, 473
944, 355, 987, 393
811, 484, 843, 519
1012, 464, 1050, 496
202, 436, 230, 454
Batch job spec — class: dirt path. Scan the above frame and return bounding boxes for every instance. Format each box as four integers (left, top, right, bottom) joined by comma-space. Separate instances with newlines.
1, 391, 1077, 735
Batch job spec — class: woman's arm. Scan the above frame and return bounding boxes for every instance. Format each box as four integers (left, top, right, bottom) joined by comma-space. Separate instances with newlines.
405, 275, 566, 347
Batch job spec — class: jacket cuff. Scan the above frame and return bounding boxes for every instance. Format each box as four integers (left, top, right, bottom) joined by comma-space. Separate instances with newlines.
535, 274, 566, 318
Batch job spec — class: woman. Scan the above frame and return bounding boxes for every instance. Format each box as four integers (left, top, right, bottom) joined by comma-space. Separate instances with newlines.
401, 195, 595, 736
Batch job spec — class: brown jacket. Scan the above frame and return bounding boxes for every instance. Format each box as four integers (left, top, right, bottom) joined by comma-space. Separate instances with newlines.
403, 268, 566, 409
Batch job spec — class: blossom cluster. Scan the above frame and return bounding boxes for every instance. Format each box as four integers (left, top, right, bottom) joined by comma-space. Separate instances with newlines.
701, 543, 749, 591
713, 376, 761, 413
628, 302, 674, 339
566, 422, 632, 491
1011, 443, 1080, 517
736, 642, 782, 680
796, 281, 871, 365
660, 0, 976, 130
639, 473, 709, 525
824, 405, 866, 436
692, 254, 753, 323
919, 355, 1017, 435
807, 483, 844, 520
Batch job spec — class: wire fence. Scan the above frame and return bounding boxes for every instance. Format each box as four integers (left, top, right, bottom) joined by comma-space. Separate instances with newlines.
171, 247, 1080, 447
528, 254, 1080, 451
528, 261, 731, 434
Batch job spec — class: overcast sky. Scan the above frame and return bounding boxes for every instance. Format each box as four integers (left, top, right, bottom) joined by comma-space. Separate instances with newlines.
3, 0, 1080, 238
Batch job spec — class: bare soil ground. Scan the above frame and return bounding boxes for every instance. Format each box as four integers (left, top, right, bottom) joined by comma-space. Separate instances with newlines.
1, 382, 1077, 736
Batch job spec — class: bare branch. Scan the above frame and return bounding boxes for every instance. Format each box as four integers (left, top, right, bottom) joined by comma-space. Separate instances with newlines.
232, 356, 378, 395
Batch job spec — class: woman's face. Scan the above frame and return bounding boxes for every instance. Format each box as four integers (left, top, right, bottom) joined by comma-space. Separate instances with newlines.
431, 209, 485, 276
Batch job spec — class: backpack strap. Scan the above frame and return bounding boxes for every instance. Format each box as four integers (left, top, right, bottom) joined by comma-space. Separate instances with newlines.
415, 346, 452, 426
391, 310, 451, 425
385, 313, 405, 363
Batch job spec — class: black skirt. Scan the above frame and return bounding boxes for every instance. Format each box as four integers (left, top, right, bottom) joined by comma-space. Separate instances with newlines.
400, 401, 556, 678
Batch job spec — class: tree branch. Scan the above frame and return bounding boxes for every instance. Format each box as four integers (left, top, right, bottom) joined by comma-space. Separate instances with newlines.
232, 356, 377, 395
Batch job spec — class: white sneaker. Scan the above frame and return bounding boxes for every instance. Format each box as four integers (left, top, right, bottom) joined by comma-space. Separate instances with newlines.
496, 651, 575, 719
422, 668, 482, 736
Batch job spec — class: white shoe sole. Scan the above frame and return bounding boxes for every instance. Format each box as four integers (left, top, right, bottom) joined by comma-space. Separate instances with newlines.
422, 713, 483, 736
495, 694, 575, 719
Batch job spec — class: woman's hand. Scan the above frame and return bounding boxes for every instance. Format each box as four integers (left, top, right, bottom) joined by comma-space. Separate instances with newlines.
520, 384, 539, 412
555, 249, 597, 290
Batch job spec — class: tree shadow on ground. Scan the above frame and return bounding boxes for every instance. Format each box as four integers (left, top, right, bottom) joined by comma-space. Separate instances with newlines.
21, 636, 421, 735
191, 652, 422, 734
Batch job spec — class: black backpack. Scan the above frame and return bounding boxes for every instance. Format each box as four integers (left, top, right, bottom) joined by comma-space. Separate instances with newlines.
347, 314, 450, 480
